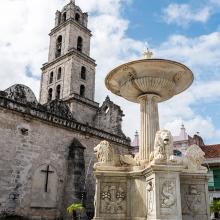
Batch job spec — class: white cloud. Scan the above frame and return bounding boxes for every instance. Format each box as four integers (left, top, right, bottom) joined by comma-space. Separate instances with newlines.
156, 32, 220, 74
0, 0, 66, 94
164, 116, 220, 142
162, 3, 211, 26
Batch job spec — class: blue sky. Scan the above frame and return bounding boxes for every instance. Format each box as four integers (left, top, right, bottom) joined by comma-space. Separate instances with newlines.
0, 0, 220, 144
124, 0, 220, 44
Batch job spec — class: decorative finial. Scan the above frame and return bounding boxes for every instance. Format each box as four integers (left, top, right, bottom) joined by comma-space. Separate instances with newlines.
70, 0, 75, 4
143, 47, 153, 59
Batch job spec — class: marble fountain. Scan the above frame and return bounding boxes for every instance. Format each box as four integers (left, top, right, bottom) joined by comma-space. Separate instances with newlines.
92, 52, 210, 220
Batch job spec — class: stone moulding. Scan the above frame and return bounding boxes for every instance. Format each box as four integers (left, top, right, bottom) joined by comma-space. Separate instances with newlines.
66, 93, 99, 109
42, 48, 96, 70
49, 18, 92, 37
0, 96, 130, 146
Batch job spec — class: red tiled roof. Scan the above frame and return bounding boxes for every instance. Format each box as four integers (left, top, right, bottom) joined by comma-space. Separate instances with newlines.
201, 144, 220, 158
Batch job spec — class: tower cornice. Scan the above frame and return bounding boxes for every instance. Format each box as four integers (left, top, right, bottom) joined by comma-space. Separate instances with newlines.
41, 48, 96, 71
49, 18, 92, 37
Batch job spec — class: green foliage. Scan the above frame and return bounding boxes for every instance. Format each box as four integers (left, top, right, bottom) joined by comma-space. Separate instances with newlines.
210, 199, 220, 213
67, 203, 84, 214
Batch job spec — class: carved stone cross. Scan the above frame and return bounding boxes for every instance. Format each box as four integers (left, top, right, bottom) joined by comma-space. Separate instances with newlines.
143, 48, 153, 59
41, 165, 54, 192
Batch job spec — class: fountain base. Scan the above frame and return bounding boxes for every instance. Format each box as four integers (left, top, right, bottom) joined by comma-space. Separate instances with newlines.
92, 138, 210, 220
92, 164, 210, 220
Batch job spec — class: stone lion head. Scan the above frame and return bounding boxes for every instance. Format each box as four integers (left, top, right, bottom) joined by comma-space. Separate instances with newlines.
154, 129, 173, 148
94, 140, 114, 163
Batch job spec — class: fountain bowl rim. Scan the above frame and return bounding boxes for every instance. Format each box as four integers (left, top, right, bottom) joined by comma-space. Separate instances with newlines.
105, 58, 194, 102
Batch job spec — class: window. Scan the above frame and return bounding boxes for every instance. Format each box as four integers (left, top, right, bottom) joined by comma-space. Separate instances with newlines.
49, 72, 54, 84
80, 85, 85, 97
57, 14, 61, 25
75, 13, 80, 22
103, 106, 109, 114
208, 170, 214, 190
213, 169, 220, 190
77, 36, 83, 52
56, 85, 61, 99
57, 67, 62, 80
62, 12, 67, 22
81, 66, 86, 80
56, 35, 62, 58
48, 88, 53, 102
173, 150, 182, 157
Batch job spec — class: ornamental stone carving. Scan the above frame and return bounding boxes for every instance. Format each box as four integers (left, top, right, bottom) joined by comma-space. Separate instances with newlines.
45, 100, 73, 119
94, 140, 140, 169
184, 144, 207, 172
146, 181, 154, 214
4, 84, 38, 106
181, 183, 207, 217
93, 140, 120, 168
170, 144, 207, 172
100, 183, 126, 214
185, 185, 202, 214
160, 180, 176, 209
150, 129, 173, 164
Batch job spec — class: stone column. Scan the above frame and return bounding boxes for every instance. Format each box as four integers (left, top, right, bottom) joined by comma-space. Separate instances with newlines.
138, 94, 160, 161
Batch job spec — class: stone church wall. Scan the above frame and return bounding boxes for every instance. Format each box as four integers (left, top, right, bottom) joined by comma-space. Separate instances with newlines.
0, 96, 130, 220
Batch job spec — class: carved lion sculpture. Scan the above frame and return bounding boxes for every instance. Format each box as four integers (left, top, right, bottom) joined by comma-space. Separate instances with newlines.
93, 140, 120, 168
94, 140, 139, 169
184, 144, 207, 172
170, 144, 207, 172
150, 129, 173, 164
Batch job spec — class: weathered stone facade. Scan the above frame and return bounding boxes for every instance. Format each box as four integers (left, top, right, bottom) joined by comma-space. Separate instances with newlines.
0, 1, 130, 219
0, 85, 130, 220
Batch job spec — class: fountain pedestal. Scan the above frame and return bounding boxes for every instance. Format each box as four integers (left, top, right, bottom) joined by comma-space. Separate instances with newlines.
145, 165, 183, 220
138, 94, 159, 161
92, 166, 210, 220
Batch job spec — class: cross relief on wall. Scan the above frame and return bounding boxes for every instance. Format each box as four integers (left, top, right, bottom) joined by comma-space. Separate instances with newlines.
41, 165, 54, 192
31, 164, 58, 208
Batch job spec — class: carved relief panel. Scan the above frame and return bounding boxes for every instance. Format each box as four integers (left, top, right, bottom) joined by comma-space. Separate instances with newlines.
146, 180, 154, 215
159, 178, 177, 215
100, 182, 127, 215
181, 184, 207, 216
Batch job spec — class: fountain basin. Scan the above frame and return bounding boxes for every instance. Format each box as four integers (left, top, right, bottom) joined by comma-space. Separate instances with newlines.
105, 59, 194, 103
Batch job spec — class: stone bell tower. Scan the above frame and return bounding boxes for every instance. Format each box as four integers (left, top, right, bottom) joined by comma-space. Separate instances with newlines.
39, 0, 98, 124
